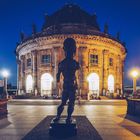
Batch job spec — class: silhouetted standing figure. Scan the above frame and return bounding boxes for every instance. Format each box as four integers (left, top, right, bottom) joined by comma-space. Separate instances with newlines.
54, 38, 80, 123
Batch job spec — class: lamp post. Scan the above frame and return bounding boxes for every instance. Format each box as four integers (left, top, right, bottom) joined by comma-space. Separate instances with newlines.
130, 70, 139, 94
1, 70, 9, 99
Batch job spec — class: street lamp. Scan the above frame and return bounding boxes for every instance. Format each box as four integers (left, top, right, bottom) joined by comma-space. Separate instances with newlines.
2, 70, 9, 78
130, 69, 139, 94
1, 70, 10, 99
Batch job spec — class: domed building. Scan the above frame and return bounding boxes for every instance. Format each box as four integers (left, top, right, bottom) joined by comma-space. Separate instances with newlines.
16, 4, 127, 99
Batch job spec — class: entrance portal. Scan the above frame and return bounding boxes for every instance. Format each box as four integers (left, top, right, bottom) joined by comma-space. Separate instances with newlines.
41, 73, 53, 96
26, 75, 33, 93
108, 75, 114, 93
87, 73, 99, 97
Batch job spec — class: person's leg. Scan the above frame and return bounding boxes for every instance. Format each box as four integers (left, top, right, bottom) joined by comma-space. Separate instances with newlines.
54, 90, 68, 122
66, 90, 76, 123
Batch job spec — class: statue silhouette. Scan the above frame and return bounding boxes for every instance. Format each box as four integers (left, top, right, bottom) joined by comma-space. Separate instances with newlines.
54, 38, 80, 123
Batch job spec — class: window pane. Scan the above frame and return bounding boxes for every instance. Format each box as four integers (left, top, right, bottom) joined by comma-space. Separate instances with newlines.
41, 55, 51, 64
90, 54, 98, 65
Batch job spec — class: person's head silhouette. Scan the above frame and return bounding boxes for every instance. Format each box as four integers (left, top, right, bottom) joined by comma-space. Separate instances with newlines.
63, 38, 76, 59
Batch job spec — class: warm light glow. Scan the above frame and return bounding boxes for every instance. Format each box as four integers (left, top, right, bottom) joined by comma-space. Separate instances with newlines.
1, 70, 10, 78
131, 70, 139, 78
87, 73, 99, 96
132, 71, 138, 77
26, 75, 33, 93
41, 73, 53, 96
108, 75, 114, 93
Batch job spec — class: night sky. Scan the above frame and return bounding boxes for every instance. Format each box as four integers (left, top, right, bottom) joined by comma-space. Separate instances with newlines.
0, 0, 140, 86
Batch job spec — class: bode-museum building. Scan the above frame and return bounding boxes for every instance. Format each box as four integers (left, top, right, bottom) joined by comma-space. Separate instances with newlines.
16, 4, 127, 99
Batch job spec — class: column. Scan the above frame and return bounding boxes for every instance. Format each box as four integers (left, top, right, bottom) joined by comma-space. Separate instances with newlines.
102, 50, 105, 96
103, 50, 109, 95
32, 50, 38, 95
121, 59, 125, 95
20, 55, 25, 94
53, 47, 60, 96
17, 58, 21, 95
78, 46, 88, 99
116, 55, 121, 93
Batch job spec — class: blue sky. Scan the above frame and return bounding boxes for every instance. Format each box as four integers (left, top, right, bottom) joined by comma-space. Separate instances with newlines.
0, 0, 140, 86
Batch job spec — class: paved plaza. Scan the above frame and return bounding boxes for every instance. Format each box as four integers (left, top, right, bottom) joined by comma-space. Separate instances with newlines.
0, 100, 140, 140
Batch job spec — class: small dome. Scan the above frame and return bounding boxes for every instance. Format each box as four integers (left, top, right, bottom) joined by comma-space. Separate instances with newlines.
42, 4, 100, 31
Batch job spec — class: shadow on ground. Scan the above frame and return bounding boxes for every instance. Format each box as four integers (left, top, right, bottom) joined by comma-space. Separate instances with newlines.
118, 114, 140, 137
0, 117, 11, 129
22, 116, 103, 140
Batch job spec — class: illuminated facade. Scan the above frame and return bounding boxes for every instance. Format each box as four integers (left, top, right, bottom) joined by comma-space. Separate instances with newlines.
16, 4, 127, 99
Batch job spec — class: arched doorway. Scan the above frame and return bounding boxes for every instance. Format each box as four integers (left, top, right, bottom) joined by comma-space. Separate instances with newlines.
41, 73, 53, 96
108, 75, 114, 93
87, 73, 100, 96
26, 75, 33, 93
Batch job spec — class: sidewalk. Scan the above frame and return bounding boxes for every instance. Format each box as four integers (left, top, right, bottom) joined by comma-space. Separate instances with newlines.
8, 99, 127, 106
0, 101, 140, 140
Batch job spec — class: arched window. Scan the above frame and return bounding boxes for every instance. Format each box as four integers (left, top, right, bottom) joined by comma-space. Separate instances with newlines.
108, 75, 114, 93
26, 75, 33, 93
87, 73, 99, 96
41, 73, 53, 96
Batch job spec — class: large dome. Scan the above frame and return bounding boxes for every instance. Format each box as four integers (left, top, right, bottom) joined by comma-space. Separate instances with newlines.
42, 4, 100, 31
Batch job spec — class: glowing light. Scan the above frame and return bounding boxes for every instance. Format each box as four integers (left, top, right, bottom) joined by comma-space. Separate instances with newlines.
87, 73, 99, 96
130, 69, 139, 78
129, 68, 140, 92
41, 73, 53, 96
108, 75, 114, 93
1, 70, 10, 78
26, 75, 33, 93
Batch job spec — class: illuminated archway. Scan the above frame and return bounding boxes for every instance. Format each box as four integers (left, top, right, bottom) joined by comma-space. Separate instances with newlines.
41, 73, 53, 96
87, 73, 99, 96
108, 75, 114, 93
26, 75, 33, 93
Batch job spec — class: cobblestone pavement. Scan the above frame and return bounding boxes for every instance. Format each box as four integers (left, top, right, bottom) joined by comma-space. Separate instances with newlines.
0, 100, 140, 140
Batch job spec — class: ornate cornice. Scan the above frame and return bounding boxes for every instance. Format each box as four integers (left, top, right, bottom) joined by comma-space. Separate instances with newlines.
16, 34, 126, 57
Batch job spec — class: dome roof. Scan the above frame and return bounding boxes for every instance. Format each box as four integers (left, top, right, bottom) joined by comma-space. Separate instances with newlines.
42, 4, 100, 31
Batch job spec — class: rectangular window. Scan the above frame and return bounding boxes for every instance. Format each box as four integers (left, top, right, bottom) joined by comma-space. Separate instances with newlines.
27, 58, 32, 67
109, 58, 113, 66
90, 54, 98, 65
41, 55, 51, 64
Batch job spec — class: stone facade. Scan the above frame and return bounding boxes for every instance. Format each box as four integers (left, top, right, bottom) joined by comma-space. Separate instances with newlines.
16, 4, 127, 99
